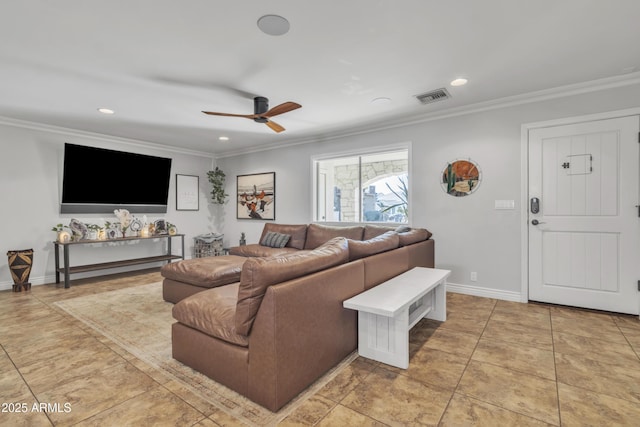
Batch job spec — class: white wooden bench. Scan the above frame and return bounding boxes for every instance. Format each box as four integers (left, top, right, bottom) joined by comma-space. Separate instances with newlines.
343, 267, 450, 369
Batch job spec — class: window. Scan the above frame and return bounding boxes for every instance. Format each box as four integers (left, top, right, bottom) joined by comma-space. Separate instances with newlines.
313, 147, 409, 224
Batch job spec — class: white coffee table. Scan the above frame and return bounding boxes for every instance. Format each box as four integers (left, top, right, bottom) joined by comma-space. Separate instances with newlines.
343, 267, 450, 369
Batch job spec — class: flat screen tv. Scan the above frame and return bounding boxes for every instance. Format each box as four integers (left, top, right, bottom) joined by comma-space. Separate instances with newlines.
61, 143, 172, 214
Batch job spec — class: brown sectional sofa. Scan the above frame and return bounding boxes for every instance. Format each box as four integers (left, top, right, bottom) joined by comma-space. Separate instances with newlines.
161, 223, 434, 411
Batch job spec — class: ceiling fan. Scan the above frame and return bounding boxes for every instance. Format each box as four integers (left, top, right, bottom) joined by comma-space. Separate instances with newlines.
202, 96, 301, 133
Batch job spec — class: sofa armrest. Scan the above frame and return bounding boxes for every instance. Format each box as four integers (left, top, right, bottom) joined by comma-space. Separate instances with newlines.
246, 261, 365, 411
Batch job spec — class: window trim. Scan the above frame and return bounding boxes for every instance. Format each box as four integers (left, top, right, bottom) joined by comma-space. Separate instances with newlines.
310, 142, 412, 225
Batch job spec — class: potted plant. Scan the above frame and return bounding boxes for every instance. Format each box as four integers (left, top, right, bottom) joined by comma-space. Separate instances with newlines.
207, 167, 228, 204
86, 224, 101, 240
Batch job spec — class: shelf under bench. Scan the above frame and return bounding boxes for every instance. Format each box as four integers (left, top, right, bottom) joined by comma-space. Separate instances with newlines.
53, 234, 184, 288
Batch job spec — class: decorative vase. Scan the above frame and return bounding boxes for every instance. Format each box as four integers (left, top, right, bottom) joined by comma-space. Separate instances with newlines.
57, 230, 71, 243
7, 249, 33, 292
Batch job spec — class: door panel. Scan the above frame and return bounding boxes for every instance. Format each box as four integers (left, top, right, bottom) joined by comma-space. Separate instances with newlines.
529, 115, 639, 314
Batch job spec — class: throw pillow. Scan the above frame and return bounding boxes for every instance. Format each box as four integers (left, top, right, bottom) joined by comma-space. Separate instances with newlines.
395, 225, 411, 233
260, 231, 291, 248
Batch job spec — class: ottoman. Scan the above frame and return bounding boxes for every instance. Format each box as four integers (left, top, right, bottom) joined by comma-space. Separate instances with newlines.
161, 255, 247, 303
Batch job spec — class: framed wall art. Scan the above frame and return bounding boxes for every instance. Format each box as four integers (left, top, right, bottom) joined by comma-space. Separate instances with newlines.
237, 172, 275, 220
441, 158, 482, 197
176, 174, 199, 211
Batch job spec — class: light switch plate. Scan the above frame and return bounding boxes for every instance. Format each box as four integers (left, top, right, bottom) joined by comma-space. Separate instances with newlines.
495, 200, 515, 210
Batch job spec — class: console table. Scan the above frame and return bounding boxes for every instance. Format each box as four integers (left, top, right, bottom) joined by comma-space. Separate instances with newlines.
343, 267, 450, 369
53, 234, 184, 288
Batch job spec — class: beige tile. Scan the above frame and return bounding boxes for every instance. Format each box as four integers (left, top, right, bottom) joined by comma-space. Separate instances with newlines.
613, 314, 640, 330
75, 385, 205, 427
341, 367, 452, 426
550, 305, 616, 323
0, 407, 53, 426
447, 293, 497, 311
316, 356, 376, 402
278, 395, 336, 426
482, 318, 553, 351
422, 327, 480, 358
457, 361, 559, 425
558, 382, 640, 426
382, 347, 468, 391
555, 352, 640, 403
35, 362, 157, 425
553, 331, 639, 367
316, 404, 386, 426
472, 338, 556, 380
551, 314, 628, 344
440, 393, 554, 427
620, 326, 640, 351
495, 300, 550, 315
18, 343, 126, 395
490, 303, 551, 330
437, 311, 489, 336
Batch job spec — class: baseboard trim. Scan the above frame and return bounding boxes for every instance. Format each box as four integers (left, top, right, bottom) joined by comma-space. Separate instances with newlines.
446, 282, 523, 302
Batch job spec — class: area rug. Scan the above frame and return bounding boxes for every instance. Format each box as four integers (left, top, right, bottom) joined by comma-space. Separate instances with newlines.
54, 282, 357, 426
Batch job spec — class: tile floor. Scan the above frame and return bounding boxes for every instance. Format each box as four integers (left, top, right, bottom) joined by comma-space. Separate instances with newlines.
1, 269, 640, 426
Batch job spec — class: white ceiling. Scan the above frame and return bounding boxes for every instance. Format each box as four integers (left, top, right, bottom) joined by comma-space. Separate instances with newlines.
1, 1, 639, 156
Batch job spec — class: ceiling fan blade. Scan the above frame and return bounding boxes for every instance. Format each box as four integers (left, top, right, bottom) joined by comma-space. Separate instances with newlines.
266, 120, 285, 133
263, 102, 301, 118
202, 111, 257, 119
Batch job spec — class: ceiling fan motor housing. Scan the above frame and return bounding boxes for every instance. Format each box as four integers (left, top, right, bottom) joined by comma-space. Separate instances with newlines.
254, 96, 269, 122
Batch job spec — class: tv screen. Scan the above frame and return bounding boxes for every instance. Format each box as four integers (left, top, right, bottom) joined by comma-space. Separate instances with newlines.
61, 143, 172, 214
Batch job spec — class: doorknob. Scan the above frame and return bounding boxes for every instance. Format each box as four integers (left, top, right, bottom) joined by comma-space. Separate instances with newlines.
531, 219, 545, 225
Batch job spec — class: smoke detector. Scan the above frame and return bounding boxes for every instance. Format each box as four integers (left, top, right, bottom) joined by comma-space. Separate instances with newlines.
415, 88, 451, 105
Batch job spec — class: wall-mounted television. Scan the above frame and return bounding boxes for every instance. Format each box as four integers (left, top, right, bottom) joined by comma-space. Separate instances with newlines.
60, 143, 172, 214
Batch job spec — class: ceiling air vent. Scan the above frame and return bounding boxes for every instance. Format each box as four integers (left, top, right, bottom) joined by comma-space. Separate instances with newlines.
415, 88, 451, 105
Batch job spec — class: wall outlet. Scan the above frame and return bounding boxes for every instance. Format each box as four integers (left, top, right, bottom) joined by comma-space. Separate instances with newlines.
470, 272, 478, 282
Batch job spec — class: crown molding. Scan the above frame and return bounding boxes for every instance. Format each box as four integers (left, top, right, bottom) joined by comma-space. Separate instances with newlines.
0, 116, 214, 158
215, 71, 640, 159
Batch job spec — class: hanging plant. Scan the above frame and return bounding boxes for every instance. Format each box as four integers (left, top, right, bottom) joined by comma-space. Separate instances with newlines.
207, 167, 228, 204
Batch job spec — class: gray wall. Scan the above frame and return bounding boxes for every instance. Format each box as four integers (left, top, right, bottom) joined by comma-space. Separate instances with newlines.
216, 82, 640, 300
0, 121, 216, 290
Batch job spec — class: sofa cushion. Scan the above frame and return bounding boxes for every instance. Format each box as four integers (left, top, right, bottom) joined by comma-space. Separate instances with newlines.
160, 255, 246, 288
398, 228, 432, 246
259, 223, 308, 250
260, 231, 290, 248
235, 237, 349, 336
348, 231, 400, 261
172, 283, 248, 347
229, 244, 300, 258
304, 223, 365, 249
363, 225, 395, 240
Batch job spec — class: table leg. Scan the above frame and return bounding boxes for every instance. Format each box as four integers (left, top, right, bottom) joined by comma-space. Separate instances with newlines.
54, 243, 60, 284
63, 245, 70, 289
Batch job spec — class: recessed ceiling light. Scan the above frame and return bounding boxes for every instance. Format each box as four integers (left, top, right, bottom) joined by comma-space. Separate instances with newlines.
257, 15, 290, 36
450, 78, 468, 87
219, 136, 230, 141
371, 97, 391, 106
97, 108, 115, 114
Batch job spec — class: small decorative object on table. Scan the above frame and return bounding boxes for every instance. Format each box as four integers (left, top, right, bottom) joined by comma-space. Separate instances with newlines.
7, 249, 33, 292
114, 209, 133, 237
239, 232, 246, 246
52, 224, 71, 242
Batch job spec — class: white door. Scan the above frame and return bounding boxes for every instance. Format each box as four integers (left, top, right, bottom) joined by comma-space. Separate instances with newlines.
528, 115, 640, 315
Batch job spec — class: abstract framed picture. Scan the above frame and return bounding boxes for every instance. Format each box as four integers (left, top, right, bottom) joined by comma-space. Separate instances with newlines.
176, 174, 199, 211
237, 172, 275, 220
